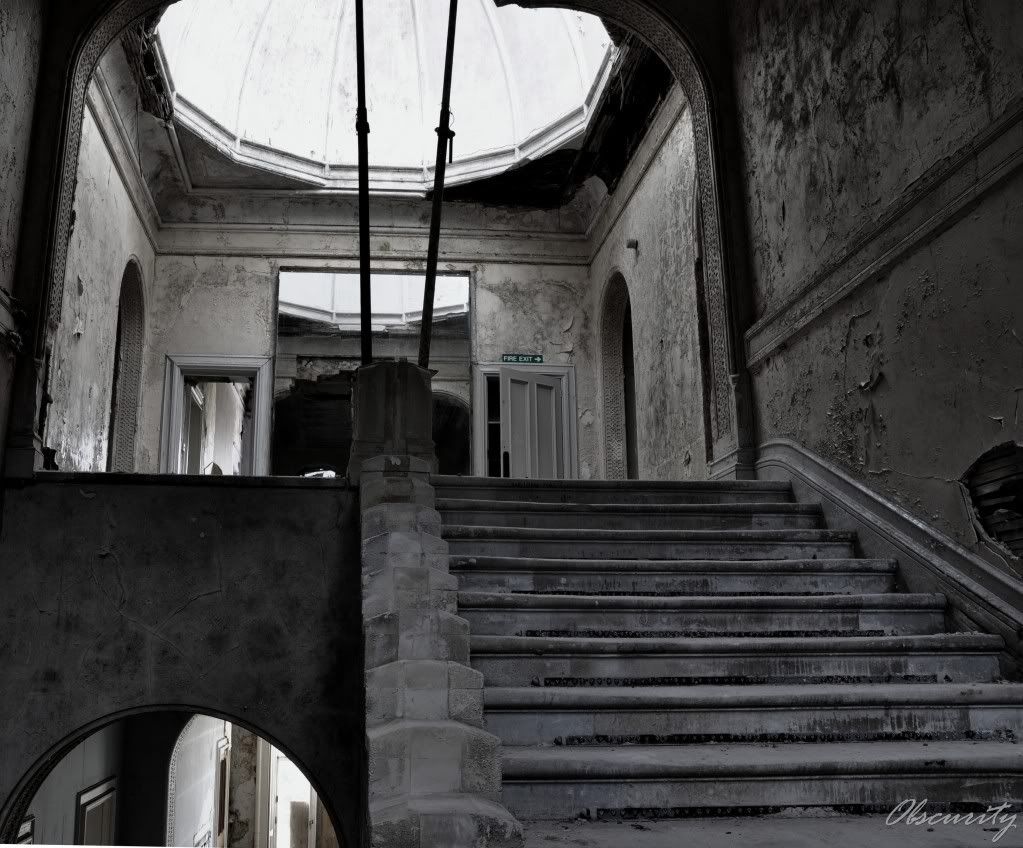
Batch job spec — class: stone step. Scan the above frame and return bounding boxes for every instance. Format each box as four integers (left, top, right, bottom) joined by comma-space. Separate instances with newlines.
458, 592, 946, 637
484, 683, 1023, 745
470, 633, 1004, 687
437, 499, 822, 530
432, 476, 793, 505
451, 556, 899, 596
444, 526, 858, 560
499, 740, 1023, 819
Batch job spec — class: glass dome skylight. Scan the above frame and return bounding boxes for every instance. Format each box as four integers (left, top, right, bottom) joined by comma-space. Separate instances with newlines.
157, 0, 614, 193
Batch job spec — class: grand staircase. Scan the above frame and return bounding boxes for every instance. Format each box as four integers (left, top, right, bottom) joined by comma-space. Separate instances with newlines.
434, 475, 1023, 827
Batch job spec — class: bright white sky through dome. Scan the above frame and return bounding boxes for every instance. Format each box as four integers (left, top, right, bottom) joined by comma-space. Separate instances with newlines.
157, 0, 613, 189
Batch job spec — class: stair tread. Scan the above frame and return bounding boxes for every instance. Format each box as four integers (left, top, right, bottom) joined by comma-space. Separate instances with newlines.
451, 556, 897, 572
459, 592, 944, 610
445, 526, 855, 541
485, 682, 1023, 709
501, 740, 1023, 777
471, 632, 1003, 653
438, 499, 817, 514
433, 476, 792, 492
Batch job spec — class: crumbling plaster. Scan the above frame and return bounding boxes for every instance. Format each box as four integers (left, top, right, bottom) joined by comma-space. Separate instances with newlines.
0, 0, 44, 460
137, 255, 276, 472
0, 0, 42, 302
49, 37, 709, 483
471, 263, 598, 478
589, 87, 708, 481
45, 90, 156, 472
732, 0, 1023, 561
754, 168, 1023, 560
732, 0, 1023, 318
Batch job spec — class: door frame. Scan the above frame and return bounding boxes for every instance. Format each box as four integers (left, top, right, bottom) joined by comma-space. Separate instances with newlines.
159, 354, 273, 475
472, 363, 578, 479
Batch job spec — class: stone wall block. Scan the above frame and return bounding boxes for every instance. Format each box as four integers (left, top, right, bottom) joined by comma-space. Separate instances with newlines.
364, 609, 470, 668
369, 722, 503, 800
370, 797, 521, 848
361, 469, 436, 510
362, 502, 442, 538
366, 661, 485, 726
355, 360, 521, 847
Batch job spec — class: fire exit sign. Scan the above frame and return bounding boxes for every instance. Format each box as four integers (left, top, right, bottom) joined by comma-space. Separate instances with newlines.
502, 354, 544, 364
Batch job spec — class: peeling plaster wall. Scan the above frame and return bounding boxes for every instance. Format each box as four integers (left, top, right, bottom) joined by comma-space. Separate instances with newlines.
44, 80, 156, 472
138, 256, 276, 471
589, 89, 707, 481
471, 263, 598, 478
755, 168, 1023, 555
733, 0, 1023, 558
0, 0, 44, 457
733, 0, 1023, 317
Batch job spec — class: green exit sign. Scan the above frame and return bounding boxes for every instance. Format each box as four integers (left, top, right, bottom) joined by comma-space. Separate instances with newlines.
502, 354, 544, 364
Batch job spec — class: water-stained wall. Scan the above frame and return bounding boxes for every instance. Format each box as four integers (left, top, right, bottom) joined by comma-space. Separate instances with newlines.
0, 0, 44, 460
43, 46, 157, 472
589, 87, 708, 481
733, 0, 1023, 558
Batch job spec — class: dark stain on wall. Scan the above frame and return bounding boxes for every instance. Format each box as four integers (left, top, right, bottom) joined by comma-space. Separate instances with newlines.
0, 475, 366, 846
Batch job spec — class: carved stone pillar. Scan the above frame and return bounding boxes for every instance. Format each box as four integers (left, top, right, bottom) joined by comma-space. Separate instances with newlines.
352, 359, 522, 848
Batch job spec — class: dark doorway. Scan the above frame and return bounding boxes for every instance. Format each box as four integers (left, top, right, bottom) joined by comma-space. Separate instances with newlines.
433, 394, 471, 476
271, 374, 354, 477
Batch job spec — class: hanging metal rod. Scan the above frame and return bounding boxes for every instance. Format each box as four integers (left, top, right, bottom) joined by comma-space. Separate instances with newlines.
418, 0, 459, 369
354, 0, 373, 365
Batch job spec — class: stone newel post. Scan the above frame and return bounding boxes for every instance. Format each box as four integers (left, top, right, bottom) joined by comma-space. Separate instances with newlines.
349, 360, 522, 848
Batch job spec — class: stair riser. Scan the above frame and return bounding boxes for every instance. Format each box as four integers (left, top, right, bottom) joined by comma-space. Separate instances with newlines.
447, 540, 857, 560
435, 488, 792, 505
454, 571, 897, 595
440, 511, 821, 531
461, 608, 945, 636
500, 774, 1023, 820
473, 653, 1002, 687
485, 705, 1023, 746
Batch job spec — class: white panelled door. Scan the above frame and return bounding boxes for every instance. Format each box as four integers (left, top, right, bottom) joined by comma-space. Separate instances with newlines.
499, 368, 564, 479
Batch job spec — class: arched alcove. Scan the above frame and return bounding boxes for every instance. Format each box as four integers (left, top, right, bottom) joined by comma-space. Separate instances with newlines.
600, 272, 638, 480
107, 258, 145, 472
432, 391, 471, 476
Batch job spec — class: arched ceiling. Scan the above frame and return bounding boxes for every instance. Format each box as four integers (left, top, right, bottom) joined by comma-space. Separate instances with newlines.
157, 0, 614, 193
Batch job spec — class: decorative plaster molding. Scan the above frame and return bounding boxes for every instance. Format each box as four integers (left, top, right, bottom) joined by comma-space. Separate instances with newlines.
0, 288, 23, 355
156, 222, 590, 266
757, 439, 1023, 660
505, 0, 736, 447
88, 62, 163, 244
746, 102, 1023, 368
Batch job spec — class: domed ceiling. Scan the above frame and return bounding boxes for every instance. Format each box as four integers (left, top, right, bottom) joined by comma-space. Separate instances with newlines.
157, 0, 614, 193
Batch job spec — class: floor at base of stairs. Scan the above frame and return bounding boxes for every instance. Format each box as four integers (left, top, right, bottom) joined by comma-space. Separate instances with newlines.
522, 813, 1021, 847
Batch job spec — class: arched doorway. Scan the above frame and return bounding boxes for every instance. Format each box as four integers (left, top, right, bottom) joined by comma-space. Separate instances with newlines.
432, 392, 471, 476
601, 273, 638, 479
107, 258, 145, 472
2, 0, 751, 481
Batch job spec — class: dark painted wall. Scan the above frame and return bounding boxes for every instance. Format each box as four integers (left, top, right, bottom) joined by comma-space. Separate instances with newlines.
732, 0, 1023, 565
0, 476, 365, 846
118, 712, 192, 846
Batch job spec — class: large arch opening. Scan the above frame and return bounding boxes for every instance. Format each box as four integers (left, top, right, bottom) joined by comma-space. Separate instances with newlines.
4, 709, 347, 848
2, 0, 742, 484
